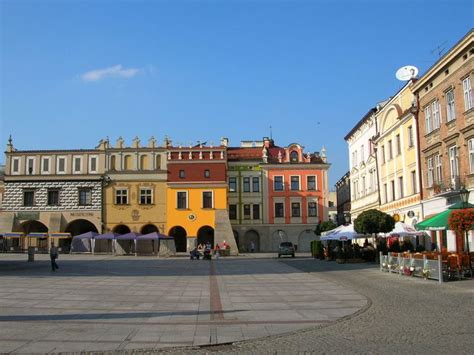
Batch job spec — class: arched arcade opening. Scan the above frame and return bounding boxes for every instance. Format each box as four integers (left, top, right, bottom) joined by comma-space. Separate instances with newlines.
169, 226, 187, 252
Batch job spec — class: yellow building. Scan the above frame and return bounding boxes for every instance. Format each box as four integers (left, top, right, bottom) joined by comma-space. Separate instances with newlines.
375, 82, 423, 229
166, 144, 238, 254
103, 137, 168, 237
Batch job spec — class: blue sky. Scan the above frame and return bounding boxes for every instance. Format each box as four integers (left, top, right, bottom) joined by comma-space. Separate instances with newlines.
1, 0, 472, 187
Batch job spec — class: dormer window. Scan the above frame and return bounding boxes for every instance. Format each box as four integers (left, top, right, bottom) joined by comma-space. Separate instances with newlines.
290, 151, 298, 163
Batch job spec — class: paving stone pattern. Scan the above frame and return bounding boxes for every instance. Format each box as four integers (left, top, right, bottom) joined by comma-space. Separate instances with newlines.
0, 254, 365, 353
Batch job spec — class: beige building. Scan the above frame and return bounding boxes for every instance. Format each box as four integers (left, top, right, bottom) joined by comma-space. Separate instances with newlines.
374, 82, 422, 228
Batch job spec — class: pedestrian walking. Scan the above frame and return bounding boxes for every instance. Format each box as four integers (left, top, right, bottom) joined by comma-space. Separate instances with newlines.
50, 242, 59, 272
250, 241, 255, 253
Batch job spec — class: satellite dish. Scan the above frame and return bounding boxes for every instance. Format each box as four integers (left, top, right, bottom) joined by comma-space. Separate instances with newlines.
395, 65, 419, 81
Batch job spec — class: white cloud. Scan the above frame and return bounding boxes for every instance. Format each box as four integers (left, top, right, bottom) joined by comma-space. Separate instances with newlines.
81, 64, 140, 82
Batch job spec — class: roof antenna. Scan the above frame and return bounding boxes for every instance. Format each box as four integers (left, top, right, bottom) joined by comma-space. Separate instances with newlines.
431, 41, 447, 57
270, 125, 273, 140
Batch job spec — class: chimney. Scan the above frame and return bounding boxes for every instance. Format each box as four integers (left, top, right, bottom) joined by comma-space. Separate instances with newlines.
220, 137, 229, 147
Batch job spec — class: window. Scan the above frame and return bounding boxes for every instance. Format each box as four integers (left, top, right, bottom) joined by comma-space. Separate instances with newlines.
427, 157, 434, 187
307, 176, 316, 190
179, 170, 185, 179
353, 151, 358, 167
26, 157, 35, 175
12, 157, 20, 174
353, 180, 358, 200
41, 157, 50, 174
448, 146, 459, 178
48, 189, 60, 206
388, 140, 393, 160
308, 202, 317, 217
73, 156, 82, 174
391, 180, 395, 201
290, 151, 298, 162
469, 138, 474, 174
424, 105, 432, 134
274, 176, 284, 191
434, 154, 442, 183
398, 176, 404, 199
432, 100, 441, 130
396, 134, 401, 156
252, 177, 260, 192
203, 191, 213, 208
252, 204, 260, 220
381, 145, 385, 164
89, 156, 98, 173
57, 156, 66, 174
291, 202, 301, 217
23, 190, 35, 206
177, 191, 188, 209
408, 126, 414, 148
139, 188, 153, 205
229, 204, 237, 220
243, 204, 251, 219
275, 202, 284, 218
243, 177, 251, 192
383, 184, 388, 204
204, 169, 210, 178
229, 177, 237, 192
362, 176, 366, 196
290, 176, 300, 191
78, 188, 92, 206
411, 170, 417, 194
446, 89, 456, 121
463, 77, 473, 111
360, 145, 365, 163
115, 189, 128, 205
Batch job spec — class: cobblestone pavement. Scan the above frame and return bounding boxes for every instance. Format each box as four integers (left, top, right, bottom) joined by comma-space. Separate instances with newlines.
155, 258, 474, 354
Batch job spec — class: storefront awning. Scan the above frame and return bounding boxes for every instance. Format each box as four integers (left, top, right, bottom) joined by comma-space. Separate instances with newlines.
50, 233, 72, 238
27, 233, 48, 238
3, 232, 25, 238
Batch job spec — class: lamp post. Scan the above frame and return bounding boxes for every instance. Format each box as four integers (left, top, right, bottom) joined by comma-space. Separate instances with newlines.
344, 213, 351, 225
459, 187, 470, 254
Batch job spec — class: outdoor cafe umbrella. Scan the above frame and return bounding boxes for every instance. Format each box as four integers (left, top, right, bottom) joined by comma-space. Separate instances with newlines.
320, 224, 366, 241
415, 202, 474, 231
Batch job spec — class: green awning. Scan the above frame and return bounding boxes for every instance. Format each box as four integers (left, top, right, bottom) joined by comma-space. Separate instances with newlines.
416, 202, 474, 231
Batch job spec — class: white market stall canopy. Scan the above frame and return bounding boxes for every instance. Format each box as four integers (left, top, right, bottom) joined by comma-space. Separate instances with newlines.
383, 222, 427, 238
320, 224, 366, 241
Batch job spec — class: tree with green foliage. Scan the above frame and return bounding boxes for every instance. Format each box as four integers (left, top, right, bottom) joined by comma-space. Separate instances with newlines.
354, 209, 395, 235
315, 220, 337, 236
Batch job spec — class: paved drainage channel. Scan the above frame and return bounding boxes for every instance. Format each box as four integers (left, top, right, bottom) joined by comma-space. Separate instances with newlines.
0, 255, 368, 353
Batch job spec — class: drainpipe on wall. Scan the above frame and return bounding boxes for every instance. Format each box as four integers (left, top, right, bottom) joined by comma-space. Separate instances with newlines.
373, 113, 382, 206
413, 86, 425, 219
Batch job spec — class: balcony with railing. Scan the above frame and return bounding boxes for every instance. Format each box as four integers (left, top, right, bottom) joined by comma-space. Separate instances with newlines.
429, 176, 462, 198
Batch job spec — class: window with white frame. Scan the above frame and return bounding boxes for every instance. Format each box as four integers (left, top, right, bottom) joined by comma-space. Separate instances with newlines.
369, 169, 375, 193
115, 189, 128, 205
177, 191, 188, 209
360, 145, 365, 163
274, 176, 284, 191
388, 140, 393, 160
57, 156, 66, 174
252, 204, 260, 220
243, 177, 251, 192
89, 155, 98, 173
391, 180, 395, 201
275, 202, 284, 218
252, 177, 260, 192
139, 188, 153, 205
446, 89, 456, 121
396, 134, 401, 156
411, 170, 417, 194
291, 202, 301, 217
73, 156, 82, 174
41, 157, 51, 174
431, 100, 441, 130
463, 77, 473, 111
408, 125, 414, 148
427, 157, 434, 187
424, 105, 432, 134
202, 191, 213, 208
47, 189, 60, 206
362, 176, 366, 196
229, 204, 237, 220
23, 189, 35, 206
381, 145, 385, 164
11, 157, 20, 174
469, 138, 474, 174
26, 157, 35, 175
398, 176, 404, 199
78, 188, 92, 206
383, 184, 388, 204
290, 176, 300, 191
434, 154, 442, 183
243, 204, 251, 219
307, 176, 316, 190
448, 146, 459, 178
308, 201, 317, 217
229, 177, 237, 192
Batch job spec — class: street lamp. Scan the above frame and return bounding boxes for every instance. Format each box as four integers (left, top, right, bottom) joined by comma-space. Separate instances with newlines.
459, 187, 470, 254
344, 213, 351, 225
